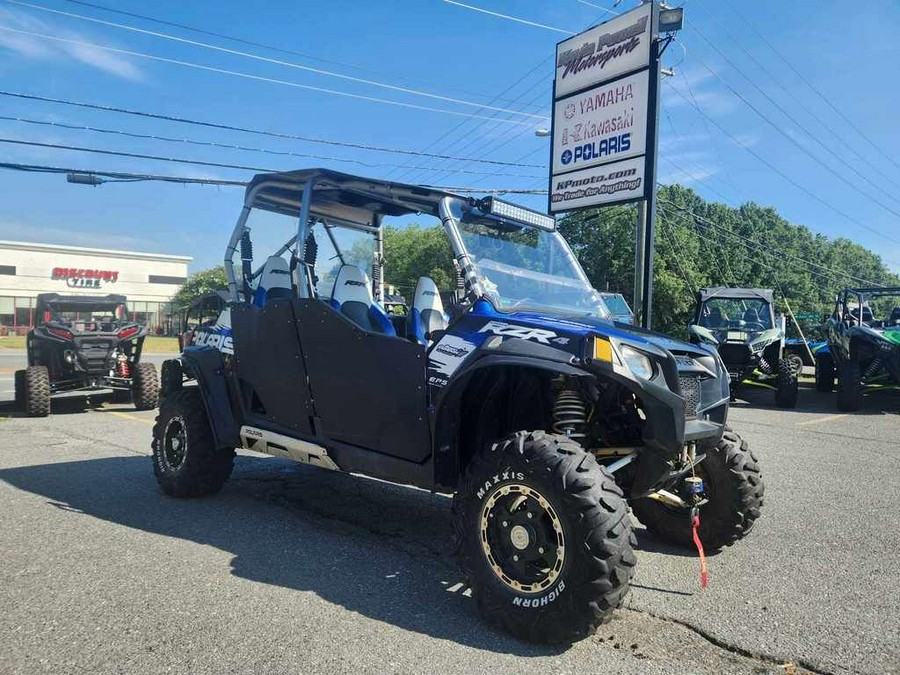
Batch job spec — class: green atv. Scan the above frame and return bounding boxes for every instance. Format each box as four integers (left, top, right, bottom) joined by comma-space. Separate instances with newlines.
689, 288, 798, 409
822, 287, 900, 411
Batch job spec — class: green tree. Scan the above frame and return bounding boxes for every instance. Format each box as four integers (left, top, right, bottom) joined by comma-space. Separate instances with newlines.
383, 225, 455, 295
172, 266, 228, 309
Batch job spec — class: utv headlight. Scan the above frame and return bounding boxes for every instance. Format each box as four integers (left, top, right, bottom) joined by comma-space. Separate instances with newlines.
620, 345, 654, 379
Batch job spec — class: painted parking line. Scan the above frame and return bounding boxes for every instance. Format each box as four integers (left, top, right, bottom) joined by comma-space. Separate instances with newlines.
797, 413, 847, 427
101, 410, 155, 426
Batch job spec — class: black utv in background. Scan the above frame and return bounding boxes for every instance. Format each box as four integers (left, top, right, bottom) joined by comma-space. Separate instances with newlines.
16, 293, 159, 416
688, 287, 798, 408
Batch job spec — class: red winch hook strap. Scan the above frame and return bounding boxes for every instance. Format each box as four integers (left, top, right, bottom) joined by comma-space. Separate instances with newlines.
691, 512, 708, 589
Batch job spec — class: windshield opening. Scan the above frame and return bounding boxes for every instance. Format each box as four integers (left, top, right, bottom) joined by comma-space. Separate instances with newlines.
698, 298, 772, 330
45, 304, 127, 332
847, 292, 900, 328
456, 213, 609, 318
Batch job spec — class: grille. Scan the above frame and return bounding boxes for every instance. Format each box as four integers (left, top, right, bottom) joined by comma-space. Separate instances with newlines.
679, 375, 701, 419
718, 343, 752, 367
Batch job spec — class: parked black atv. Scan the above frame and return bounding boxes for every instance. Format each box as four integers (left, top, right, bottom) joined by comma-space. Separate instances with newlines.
153, 169, 764, 644
16, 293, 159, 416
689, 287, 798, 408
822, 287, 900, 411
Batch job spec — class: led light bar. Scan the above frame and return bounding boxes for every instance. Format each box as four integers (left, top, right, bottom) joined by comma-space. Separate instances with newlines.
481, 197, 556, 231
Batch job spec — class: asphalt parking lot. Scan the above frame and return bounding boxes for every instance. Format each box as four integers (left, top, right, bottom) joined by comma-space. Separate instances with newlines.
1, 353, 897, 675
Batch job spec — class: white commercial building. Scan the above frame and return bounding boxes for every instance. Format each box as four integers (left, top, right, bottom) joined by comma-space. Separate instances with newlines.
0, 240, 191, 335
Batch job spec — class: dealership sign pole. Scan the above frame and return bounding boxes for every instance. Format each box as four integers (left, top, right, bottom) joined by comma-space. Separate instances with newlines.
549, 1, 669, 329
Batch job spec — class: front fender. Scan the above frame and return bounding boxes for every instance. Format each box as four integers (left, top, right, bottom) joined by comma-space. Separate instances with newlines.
179, 346, 241, 449
432, 349, 588, 491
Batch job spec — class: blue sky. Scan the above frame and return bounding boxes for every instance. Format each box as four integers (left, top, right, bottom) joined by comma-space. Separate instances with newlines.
1, 0, 898, 271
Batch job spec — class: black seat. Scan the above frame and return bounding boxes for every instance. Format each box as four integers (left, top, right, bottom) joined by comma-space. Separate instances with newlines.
253, 256, 293, 306
329, 265, 396, 335
742, 307, 760, 324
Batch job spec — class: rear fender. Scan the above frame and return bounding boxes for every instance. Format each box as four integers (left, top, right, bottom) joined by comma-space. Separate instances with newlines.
179, 346, 241, 449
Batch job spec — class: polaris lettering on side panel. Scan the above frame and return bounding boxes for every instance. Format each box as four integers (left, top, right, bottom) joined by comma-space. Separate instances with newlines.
191, 330, 234, 354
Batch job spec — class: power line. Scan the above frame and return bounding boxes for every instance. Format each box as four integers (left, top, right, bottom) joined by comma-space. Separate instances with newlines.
0, 90, 544, 168
0, 114, 544, 178
687, 3, 900, 196
682, 27, 900, 215
663, 79, 900, 247
0, 158, 547, 194
50, 0, 541, 110
6, 0, 545, 121
574, 0, 621, 18
440, 0, 575, 34
658, 196, 885, 287
0, 25, 537, 126
713, 0, 900, 178
0, 160, 247, 186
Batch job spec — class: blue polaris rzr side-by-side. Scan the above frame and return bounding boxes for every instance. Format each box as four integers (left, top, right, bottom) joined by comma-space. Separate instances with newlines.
153, 169, 764, 644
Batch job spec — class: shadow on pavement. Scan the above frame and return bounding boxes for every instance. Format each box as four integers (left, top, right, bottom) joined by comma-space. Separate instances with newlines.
0, 454, 571, 657
731, 380, 900, 416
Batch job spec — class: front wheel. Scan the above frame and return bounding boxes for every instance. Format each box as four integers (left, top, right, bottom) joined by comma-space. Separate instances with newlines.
774, 358, 799, 408
836, 359, 862, 411
815, 354, 835, 393
152, 388, 234, 497
23, 366, 51, 417
630, 428, 764, 551
452, 431, 635, 644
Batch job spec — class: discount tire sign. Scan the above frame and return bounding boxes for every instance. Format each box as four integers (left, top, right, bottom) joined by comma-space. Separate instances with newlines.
549, 2, 656, 213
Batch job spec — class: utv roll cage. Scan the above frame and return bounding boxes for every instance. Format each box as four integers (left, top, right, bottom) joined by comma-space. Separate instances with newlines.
222, 168, 581, 309
36, 293, 128, 323
834, 287, 900, 326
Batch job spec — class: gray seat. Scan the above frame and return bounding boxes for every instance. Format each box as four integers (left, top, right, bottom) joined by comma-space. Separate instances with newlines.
253, 256, 293, 306
407, 276, 448, 344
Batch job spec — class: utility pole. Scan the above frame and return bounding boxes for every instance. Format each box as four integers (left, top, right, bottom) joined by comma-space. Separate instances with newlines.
637, 0, 663, 329
633, 201, 647, 326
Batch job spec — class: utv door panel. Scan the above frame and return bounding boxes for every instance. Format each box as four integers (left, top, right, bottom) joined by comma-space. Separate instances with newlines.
230, 302, 315, 435
295, 300, 430, 462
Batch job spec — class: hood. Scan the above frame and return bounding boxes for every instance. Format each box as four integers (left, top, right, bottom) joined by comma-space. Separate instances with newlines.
472, 301, 713, 359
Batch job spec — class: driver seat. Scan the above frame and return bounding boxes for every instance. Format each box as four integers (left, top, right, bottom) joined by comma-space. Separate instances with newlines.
330, 265, 396, 336
253, 256, 293, 306
407, 276, 448, 345
701, 306, 722, 328
742, 307, 760, 324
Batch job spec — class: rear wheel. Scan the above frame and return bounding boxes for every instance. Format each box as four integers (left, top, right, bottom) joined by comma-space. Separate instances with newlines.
836, 359, 862, 411
785, 352, 804, 374
774, 358, 799, 408
152, 388, 234, 497
630, 428, 764, 551
815, 354, 835, 393
14, 370, 25, 410
452, 431, 635, 644
23, 366, 51, 417
132, 362, 159, 410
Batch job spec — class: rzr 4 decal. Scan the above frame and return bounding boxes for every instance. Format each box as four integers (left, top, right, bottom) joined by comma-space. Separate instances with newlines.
478, 320, 566, 345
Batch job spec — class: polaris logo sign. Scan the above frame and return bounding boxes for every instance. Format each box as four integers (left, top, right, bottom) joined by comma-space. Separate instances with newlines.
549, 2, 655, 213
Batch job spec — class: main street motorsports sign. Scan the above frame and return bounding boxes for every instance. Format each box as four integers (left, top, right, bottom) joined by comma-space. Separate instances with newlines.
549, 2, 655, 213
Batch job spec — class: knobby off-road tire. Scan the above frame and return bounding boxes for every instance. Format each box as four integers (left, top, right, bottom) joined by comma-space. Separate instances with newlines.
836, 359, 862, 412
785, 352, 805, 375
631, 428, 764, 551
23, 366, 51, 417
159, 359, 183, 399
774, 358, 799, 409
132, 362, 159, 411
152, 388, 234, 497
452, 431, 636, 645
815, 354, 835, 393
14, 369, 25, 410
